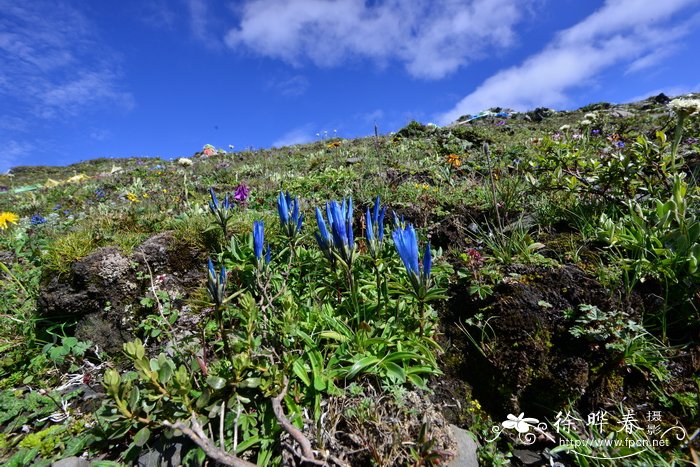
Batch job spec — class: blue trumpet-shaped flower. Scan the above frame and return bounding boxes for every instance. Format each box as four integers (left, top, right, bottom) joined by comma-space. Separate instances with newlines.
206, 258, 227, 306
253, 220, 269, 268
315, 197, 355, 267
365, 196, 387, 259
209, 187, 232, 213
392, 224, 432, 293
208, 187, 234, 237
315, 207, 333, 261
277, 191, 304, 239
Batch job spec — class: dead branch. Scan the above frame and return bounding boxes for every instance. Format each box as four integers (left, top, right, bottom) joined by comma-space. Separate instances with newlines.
163, 416, 257, 467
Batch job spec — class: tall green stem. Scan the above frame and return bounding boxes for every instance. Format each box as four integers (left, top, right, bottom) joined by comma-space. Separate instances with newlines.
670, 114, 686, 173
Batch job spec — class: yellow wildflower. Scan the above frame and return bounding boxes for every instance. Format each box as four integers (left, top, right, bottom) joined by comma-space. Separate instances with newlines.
126, 193, 140, 203
0, 212, 19, 230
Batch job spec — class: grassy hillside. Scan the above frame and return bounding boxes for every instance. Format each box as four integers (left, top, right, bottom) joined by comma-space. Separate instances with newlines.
0, 94, 699, 465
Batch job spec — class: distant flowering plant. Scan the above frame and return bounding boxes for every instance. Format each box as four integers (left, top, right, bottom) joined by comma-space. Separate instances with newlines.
365, 196, 386, 259
30, 215, 47, 226
0, 211, 19, 230
208, 187, 234, 238
234, 184, 250, 204
445, 154, 461, 168
277, 191, 303, 240
668, 97, 700, 117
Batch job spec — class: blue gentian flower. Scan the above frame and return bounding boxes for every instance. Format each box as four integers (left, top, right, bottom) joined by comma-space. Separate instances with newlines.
253, 220, 265, 268
328, 198, 354, 264
209, 187, 231, 213
392, 224, 432, 293
277, 191, 304, 239
208, 187, 234, 236
315, 197, 355, 267
315, 207, 333, 262
365, 196, 387, 259
206, 258, 227, 306
30, 214, 47, 226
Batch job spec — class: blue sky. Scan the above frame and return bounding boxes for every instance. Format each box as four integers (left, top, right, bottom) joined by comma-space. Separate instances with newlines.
2, 0, 700, 172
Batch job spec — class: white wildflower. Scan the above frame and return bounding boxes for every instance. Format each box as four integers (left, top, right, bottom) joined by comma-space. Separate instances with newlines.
668, 98, 700, 117
559, 124, 570, 131
580, 119, 592, 126
177, 157, 193, 167
584, 112, 598, 120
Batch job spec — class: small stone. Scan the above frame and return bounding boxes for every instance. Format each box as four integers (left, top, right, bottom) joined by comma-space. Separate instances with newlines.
51, 456, 90, 467
447, 425, 479, 467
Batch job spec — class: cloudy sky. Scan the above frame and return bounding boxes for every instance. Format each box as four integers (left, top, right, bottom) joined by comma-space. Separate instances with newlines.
2, 0, 700, 171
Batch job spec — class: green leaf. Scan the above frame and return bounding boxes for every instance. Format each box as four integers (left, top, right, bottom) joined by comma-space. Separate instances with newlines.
128, 386, 140, 411
406, 373, 427, 389
317, 331, 349, 343
292, 359, 311, 387
309, 350, 326, 391
347, 356, 380, 379
62, 336, 78, 349
235, 435, 261, 453
158, 364, 173, 385
133, 426, 151, 447
238, 377, 261, 389
383, 351, 421, 363
206, 376, 226, 390
382, 361, 406, 383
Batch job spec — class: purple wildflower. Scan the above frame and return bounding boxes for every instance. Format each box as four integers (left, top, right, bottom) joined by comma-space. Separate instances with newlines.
234, 184, 250, 203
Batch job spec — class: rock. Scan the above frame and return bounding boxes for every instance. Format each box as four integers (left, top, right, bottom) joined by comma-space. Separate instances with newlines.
37, 231, 205, 354
449, 264, 631, 415
513, 449, 543, 465
653, 93, 670, 104
447, 424, 479, 467
609, 108, 634, 118
137, 436, 193, 467
51, 456, 90, 467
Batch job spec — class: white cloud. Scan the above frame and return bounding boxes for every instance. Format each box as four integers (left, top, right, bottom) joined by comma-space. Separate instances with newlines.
225, 0, 530, 79
267, 74, 310, 97
437, 0, 700, 124
272, 125, 316, 147
0, 1, 133, 120
0, 140, 34, 173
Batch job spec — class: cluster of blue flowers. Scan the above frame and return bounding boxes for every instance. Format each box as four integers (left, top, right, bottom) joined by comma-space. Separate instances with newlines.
277, 192, 304, 240
207, 191, 434, 307
315, 197, 355, 267
392, 224, 432, 295
30, 214, 47, 226
209, 187, 232, 214
365, 196, 387, 260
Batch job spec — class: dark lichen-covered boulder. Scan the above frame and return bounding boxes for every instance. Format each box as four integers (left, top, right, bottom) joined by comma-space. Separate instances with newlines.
37, 231, 205, 353
449, 264, 635, 415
